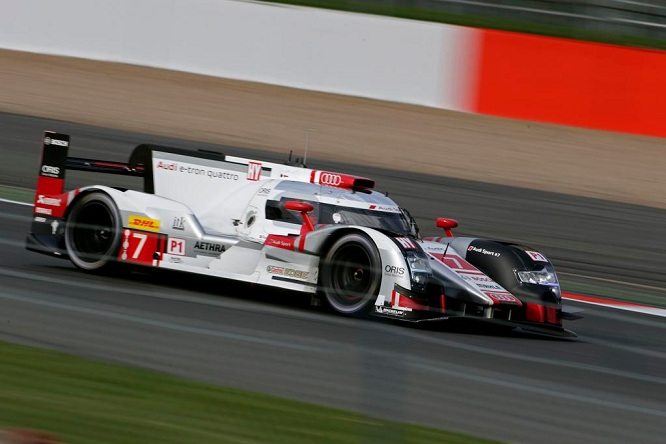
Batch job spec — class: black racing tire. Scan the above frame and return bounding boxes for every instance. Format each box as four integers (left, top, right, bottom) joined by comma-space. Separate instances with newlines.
319, 233, 382, 315
64, 192, 123, 272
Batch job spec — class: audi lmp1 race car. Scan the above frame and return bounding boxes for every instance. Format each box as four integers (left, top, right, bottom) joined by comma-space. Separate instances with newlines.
27, 131, 579, 337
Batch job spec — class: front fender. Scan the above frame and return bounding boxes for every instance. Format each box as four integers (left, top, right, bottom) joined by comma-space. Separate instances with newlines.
301, 226, 414, 306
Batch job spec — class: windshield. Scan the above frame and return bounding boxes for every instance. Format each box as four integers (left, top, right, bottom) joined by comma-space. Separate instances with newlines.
319, 203, 412, 234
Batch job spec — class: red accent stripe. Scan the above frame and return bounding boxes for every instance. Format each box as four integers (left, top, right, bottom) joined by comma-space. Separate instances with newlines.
546, 306, 560, 325
562, 292, 648, 308
524, 303, 561, 325
525, 303, 546, 323
93, 161, 129, 169
397, 295, 428, 311
35, 176, 64, 200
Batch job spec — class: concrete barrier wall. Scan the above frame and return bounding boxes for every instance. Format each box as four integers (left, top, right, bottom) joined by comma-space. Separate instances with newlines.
1, 0, 664, 137
0, 0, 476, 110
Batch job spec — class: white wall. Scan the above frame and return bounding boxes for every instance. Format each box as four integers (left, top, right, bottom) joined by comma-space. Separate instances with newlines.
0, 0, 475, 110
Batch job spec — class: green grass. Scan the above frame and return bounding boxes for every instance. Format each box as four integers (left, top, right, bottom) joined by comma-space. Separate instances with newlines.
0, 185, 33, 203
0, 341, 495, 444
266, 0, 666, 50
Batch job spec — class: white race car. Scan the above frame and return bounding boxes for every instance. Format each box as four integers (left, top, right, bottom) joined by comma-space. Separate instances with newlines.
27, 132, 579, 336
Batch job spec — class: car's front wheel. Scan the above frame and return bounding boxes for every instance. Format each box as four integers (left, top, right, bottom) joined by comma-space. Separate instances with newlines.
319, 233, 381, 315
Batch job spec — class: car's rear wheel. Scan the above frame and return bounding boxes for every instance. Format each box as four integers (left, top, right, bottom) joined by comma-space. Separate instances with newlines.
64, 192, 122, 272
319, 233, 381, 315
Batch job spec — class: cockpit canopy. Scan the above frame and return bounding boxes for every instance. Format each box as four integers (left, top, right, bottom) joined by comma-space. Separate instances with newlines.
265, 181, 416, 235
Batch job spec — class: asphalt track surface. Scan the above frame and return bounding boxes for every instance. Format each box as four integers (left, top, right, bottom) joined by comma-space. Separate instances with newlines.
1, 113, 666, 443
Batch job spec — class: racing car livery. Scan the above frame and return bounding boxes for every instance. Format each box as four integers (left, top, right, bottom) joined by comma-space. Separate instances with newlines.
27, 131, 579, 336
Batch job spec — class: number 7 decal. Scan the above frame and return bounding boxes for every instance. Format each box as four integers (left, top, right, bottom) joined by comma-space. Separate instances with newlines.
119, 229, 163, 266
131, 232, 147, 259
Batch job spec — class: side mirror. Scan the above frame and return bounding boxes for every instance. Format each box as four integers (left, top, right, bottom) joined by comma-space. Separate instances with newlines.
436, 218, 458, 237
285, 201, 315, 233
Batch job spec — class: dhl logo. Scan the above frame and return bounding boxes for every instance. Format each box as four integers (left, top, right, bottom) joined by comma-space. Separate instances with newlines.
128, 215, 160, 232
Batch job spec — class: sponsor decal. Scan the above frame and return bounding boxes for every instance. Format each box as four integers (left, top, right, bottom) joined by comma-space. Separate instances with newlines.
369, 205, 400, 212
204, 169, 239, 180
119, 229, 162, 266
128, 215, 160, 232
267, 266, 310, 280
247, 162, 262, 181
194, 241, 225, 254
384, 265, 405, 276
40, 165, 60, 177
157, 161, 177, 171
485, 292, 520, 303
167, 238, 186, 256
43, 137, 68, 147
34, 216, 47, 223
34, 192, 67, 218
50, 220, 59, 234
284, 268, 309, 279
320, 172, 342, 186
395, 237, 417, 250
258, 187, 271, 195
172, 216, 185, 231
155, 160, 240, 181
169, 257, 182, 263
36, 195, 62, 206
476, 282, 504, 290
467, 245, 501, 257
375, 306, 406, 317
265, 235, 295, 250
267, 265, 284, 275
459, 273, 495, 284
526, 251, 548, 262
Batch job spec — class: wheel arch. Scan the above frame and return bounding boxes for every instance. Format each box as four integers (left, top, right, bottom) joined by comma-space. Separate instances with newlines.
63, 186, 118, 223
310, 226, 412, 313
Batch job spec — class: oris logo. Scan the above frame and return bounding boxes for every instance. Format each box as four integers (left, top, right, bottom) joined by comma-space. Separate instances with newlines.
44, 137, 68, 147
41, 165, 60, 175
320, 173, 342, 186
384, 265, 405, 275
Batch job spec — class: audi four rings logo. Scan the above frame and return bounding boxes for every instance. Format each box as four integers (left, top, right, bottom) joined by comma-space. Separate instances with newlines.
320, 173, 342, 186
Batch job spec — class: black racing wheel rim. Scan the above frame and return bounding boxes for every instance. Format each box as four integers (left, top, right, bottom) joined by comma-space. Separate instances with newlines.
327, 242, 375, 309
70, 201, 117, 262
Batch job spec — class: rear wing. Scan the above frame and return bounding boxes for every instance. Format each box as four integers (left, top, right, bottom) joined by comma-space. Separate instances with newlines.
33, 131, 375, 217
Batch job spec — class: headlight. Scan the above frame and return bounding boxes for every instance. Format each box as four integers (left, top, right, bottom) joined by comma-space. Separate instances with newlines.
405, 251, 431, 290
517, 267, 561, 300
516, 269, 558, 286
